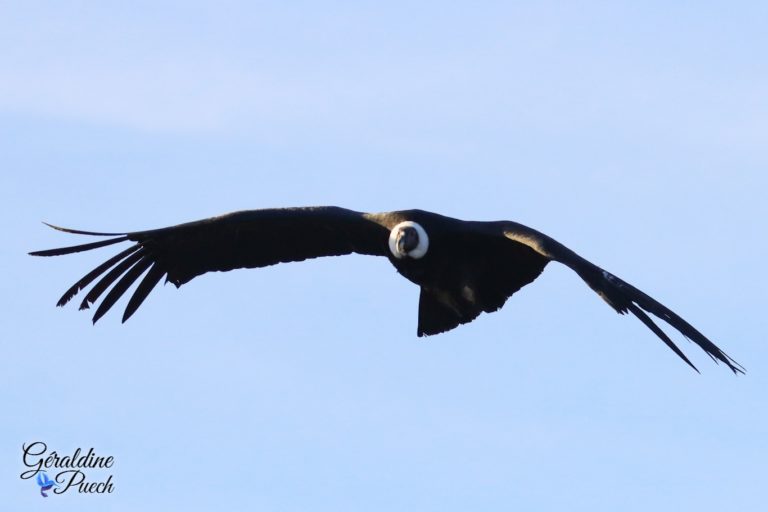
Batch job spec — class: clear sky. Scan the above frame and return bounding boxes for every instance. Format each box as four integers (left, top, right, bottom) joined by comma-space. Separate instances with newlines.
2, 1, 767, 510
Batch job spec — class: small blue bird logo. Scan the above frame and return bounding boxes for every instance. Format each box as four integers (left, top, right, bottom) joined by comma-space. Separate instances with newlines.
35, 471, 58, 497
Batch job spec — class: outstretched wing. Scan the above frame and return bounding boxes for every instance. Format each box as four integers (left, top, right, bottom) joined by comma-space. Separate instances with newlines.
30, 207, 390, 323
497, 221, 744, 374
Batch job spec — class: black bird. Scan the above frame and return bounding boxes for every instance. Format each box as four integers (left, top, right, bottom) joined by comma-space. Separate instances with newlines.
30, 206, 743, 373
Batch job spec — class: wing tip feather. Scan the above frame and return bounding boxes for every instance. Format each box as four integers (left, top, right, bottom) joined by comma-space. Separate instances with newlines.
41, 221, 125, 236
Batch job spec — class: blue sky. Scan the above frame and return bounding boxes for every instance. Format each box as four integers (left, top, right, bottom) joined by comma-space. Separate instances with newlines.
2, 1, 767, 510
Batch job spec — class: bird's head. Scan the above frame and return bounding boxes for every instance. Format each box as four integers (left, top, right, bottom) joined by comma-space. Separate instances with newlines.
388, 221, 429, 260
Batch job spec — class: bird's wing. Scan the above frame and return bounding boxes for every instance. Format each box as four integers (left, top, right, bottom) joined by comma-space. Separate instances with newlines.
489, 220, 743, 373
30, 207, 390, 323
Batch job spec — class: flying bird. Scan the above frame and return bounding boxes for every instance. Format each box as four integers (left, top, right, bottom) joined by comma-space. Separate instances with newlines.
30, 206, 743, 373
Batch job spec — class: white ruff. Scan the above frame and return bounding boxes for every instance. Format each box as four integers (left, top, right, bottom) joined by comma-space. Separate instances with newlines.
388, 221, 429, 259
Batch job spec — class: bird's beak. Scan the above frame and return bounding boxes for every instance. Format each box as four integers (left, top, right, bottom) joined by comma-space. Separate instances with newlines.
396, 231, 408, 255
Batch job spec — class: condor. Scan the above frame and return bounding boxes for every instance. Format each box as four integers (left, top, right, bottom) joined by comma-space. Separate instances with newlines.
30, 206, 743, 374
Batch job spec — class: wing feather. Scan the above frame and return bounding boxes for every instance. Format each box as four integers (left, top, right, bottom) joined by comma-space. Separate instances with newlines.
122, 263, 166, 323
31, 207, 389, 323
92, 256, 153, 323
79, 249, 146, 311
499, 221, 743, 373
57, 245, 142, 307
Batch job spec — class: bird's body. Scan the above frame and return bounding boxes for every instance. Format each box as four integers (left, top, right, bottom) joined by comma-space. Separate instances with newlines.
30, 206, 743, 373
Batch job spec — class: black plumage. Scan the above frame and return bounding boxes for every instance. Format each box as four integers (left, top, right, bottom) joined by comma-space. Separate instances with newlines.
30, 206, 743, 374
